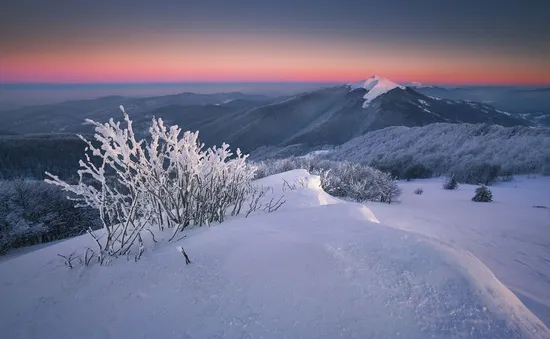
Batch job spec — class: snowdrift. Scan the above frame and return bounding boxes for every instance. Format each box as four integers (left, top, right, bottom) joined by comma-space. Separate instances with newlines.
0, 170, 547, 338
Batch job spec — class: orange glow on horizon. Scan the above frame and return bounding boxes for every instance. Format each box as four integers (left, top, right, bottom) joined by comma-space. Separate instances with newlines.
1, 32, 549, 86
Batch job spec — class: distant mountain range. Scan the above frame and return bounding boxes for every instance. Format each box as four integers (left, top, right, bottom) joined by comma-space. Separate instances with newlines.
0, 76, 544, 154
409, 84, 550, 118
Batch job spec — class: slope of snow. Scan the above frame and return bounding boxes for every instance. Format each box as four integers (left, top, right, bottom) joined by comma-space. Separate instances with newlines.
366, 176, 550, 327
0, 171, 548, 338
349, 75, 405, 108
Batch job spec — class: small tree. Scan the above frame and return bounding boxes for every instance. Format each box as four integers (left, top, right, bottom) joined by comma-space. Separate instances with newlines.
443, 176, 458, 190
472, 185, 493, 202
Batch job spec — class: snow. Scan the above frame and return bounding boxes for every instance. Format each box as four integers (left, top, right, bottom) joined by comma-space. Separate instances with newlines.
366, 176, 550, 327
497, 109, 513, 116
0, 170, 548, 338
298, 149, 332, 160
406, 81, 434, 89
349, 75, 405, 108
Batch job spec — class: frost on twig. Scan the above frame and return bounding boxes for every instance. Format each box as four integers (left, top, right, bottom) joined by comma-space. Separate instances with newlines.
245, 185, 270, 218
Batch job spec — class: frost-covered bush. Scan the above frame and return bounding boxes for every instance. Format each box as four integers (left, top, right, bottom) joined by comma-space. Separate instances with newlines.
0, 179, 100, 255
443, 176, 458, 190
472, 185, 493, 202
315, 162, 402, 203
254, 157, 402, 203
46, 106, 257, 264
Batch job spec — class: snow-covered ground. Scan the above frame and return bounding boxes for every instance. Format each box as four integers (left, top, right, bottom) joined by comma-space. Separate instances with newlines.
367, 176, 550, 327
0, 170, 548, 338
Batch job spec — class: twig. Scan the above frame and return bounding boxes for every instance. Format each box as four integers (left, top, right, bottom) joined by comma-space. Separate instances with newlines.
177, 246, 191, 265
146, 229, 157, 243
84, 247, 96, 266
57, 252, 79, 269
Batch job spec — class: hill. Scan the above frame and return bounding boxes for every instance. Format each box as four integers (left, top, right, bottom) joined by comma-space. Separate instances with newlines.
0, 170, 548, 338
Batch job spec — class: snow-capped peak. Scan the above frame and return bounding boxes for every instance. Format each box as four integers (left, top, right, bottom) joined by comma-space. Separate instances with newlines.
349, 75, 405, 108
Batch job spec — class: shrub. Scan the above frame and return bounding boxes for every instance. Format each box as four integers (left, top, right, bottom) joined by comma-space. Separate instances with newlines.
312, 161, 402, 203
443, 176, 458, 190
45, 106, 260, 265
414, 188, 424, 195
253, 157, 402, 204
472, 185, 493, 202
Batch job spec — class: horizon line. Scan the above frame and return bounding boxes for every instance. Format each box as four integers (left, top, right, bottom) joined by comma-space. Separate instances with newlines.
1, 81, 549, 88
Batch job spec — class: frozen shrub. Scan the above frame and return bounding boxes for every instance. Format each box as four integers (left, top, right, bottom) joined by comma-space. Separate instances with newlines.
312, 161, 402, 203
254, 157, 402, 203
472, 185, 493, 202
414, 188, 424, 195
46, 106, 258, 264
443, 176, 459, 190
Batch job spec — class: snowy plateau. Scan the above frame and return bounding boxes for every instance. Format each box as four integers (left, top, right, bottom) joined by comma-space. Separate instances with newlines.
1, 170, 549, 339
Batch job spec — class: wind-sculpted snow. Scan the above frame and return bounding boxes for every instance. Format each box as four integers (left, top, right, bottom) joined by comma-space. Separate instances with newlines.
0, 170, 547, 338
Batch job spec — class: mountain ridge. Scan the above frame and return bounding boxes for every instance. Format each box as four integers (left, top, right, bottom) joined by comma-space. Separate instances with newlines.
0, 76, 534, 154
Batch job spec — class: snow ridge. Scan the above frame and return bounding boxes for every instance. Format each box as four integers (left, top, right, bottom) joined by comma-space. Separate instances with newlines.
349, 75, 405, 108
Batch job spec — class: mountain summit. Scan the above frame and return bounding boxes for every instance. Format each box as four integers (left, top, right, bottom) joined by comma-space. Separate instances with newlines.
349, 75, 405, 107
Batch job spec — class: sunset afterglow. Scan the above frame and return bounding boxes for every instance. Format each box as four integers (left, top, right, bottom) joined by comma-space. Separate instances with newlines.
1, 0, 549, 85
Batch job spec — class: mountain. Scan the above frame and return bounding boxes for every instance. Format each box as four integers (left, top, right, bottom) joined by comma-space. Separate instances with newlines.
0, 92, 273, 134
0, 76, 532, 156
200, 75, 529, 153
411, 85, 550, 126
349, 75, 405, 106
